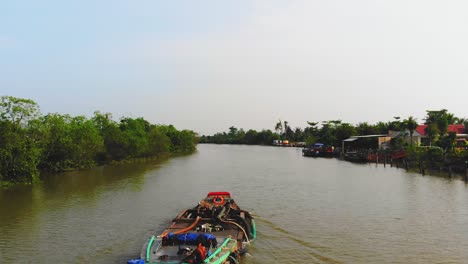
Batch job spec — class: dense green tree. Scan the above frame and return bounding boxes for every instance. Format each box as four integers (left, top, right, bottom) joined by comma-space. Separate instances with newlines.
92, 111, 121, 162
317, 121, 340, 146
437, 132, 457, 153
159, 125, 197, 153
284, 125, 294, 140
228, 126, 238, 138
92, 111, 114, 133
176, 129, 198, 152
356, 122, 378, 135
147, 126, 171, 154
256, 130, 279, 145
119, 117, 150, 157
69, 116, 103, 167
304, 122, 319, 144
0, 96, 40, 125
0, 96, 42, 183
424, 109, 453, 135
374, 121, 389, 134
293, 127, 303, 142
243, 129, 258, 145
102, 123, 128, 161
425, 123, 439, 146
0, 120, 41, 183
39, 114, 72, 170
335, 123, 356, 144
39, 114, 104, 171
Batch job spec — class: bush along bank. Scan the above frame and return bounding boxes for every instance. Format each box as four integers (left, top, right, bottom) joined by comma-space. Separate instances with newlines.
0, 96, 198, 186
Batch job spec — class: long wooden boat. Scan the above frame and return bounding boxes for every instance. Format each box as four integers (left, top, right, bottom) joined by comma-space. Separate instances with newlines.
128, 192, 256, 264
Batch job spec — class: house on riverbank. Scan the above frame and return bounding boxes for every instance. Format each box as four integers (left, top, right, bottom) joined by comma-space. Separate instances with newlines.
415, 124, 466, 145
387, 124, 466, 146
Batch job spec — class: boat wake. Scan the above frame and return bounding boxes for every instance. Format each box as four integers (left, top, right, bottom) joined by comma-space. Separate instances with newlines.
246, 217, 341, 264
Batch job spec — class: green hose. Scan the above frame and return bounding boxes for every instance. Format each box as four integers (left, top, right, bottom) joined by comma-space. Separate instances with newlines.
203, 237, 231, 263
212, 251, 231, 264
146, 235, 155, 261
251, 219, 256, 240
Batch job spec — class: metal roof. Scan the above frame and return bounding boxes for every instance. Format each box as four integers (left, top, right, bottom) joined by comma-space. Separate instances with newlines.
351, 134, 389, 138
342, 135, 389, 142
343, 137, 359, 142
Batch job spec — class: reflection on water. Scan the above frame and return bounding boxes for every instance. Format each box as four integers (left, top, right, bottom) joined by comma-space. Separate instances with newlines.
1, 145, 468, 263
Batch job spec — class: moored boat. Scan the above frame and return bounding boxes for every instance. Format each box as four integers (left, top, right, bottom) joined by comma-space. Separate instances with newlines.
303, 143, 335, 157
128, 192, 255, 264
303, 143, 323, 157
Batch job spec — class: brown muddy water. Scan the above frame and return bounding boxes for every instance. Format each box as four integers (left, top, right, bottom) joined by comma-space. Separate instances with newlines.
1, 144, 468, 263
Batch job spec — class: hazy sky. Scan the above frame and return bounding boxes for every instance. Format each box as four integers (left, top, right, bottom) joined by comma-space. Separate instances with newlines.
1, 1, 467, 134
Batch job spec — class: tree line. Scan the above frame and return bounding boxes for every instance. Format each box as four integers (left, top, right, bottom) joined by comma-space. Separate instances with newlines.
200, 110, 468, 151
199, 127, 279, 145
0, 96, 198, 185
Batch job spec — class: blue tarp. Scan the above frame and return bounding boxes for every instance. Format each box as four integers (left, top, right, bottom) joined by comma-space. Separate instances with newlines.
167, 233, 216, 245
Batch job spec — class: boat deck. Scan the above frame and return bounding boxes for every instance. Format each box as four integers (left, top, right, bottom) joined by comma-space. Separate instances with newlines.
143, 223, 243, 263
149, 236, 229, 263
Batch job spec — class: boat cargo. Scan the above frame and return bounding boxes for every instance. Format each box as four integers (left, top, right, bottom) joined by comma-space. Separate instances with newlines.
128, 192, 256, 264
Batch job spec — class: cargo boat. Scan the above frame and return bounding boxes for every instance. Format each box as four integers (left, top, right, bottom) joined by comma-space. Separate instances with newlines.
128, 192, 256, 264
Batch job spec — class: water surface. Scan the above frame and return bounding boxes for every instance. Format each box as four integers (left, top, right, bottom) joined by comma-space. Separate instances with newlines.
1, 144, 468, 263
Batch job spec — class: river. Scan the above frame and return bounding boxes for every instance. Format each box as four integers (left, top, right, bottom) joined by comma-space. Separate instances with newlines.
1, 144, 468, 263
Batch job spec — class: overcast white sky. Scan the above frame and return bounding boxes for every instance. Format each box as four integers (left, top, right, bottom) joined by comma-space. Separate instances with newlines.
1, 1, 467, 134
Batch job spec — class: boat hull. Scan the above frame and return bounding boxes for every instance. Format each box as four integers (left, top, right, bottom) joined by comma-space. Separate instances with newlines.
131, 192, 255, 264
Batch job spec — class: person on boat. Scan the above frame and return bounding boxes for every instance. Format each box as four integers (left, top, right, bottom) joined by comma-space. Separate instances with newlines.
196, 243, 207, 261
183, 243, 207, 263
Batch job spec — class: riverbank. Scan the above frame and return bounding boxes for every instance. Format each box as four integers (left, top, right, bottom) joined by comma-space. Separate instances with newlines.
0, 96, 198, 186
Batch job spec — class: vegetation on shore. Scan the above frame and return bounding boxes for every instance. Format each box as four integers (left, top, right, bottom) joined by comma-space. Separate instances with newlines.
0, 96, 198, 186
200, 127, 280, 145
201, 110, 467, 147
200, 110, 468, 174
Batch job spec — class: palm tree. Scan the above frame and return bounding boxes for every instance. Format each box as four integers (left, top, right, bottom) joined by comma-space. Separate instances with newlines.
274, 120, 283, 136
455, 117, 467, 124
283, 121, 289, 139
404, 116, 418, 146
